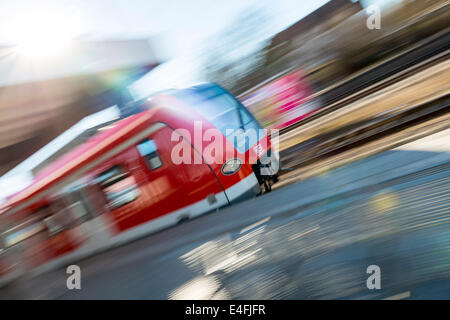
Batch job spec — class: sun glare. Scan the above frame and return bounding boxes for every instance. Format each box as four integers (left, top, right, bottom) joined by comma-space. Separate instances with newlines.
10, 7, 81, 60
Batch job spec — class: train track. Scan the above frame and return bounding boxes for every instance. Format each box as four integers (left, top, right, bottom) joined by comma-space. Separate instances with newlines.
279, 29, 450, 135
278, 95, 450, 178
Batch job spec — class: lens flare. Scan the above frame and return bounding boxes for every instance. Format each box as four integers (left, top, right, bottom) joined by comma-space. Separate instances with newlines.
9, 8, 81, 59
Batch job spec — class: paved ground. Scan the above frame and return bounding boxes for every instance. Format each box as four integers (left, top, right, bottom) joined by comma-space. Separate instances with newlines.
2, 129, 450, 299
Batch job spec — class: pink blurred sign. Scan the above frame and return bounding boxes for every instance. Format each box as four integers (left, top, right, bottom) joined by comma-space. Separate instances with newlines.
240, 70, 320, 129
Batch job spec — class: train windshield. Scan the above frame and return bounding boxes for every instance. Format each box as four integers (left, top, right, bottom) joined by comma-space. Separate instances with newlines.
174, 84, 264, 153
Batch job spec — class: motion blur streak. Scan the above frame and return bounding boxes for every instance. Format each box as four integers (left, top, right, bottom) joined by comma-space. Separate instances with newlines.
0, 0, 450, 300
2, 130, 445, 299
169, 133, 450, 299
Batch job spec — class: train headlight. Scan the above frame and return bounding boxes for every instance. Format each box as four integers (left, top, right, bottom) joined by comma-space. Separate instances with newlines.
221, 158, 242, 175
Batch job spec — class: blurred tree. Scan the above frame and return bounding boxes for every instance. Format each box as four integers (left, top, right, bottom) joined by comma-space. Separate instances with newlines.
200, 7, 273, 95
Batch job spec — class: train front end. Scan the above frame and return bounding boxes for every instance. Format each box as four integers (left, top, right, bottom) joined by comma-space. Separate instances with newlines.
166, 83, 280, 193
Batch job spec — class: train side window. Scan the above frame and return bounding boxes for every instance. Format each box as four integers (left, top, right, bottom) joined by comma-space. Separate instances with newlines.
137, 139, 162, 170
66, 189, 95, 221
44, 215, 62, 235
3, 220, 47, 249
95, 165, 139, 210
45, 201, 89, 235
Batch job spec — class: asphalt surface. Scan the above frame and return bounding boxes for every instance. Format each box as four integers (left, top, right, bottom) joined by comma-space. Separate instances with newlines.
2, 129, 450, 299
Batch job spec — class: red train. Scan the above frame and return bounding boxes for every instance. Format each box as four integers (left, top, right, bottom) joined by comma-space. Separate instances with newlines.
0, 83, 279, 285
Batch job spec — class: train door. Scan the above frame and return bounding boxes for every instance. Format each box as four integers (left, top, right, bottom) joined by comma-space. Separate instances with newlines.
93, 147, 146, 234
104, 122, 227, 233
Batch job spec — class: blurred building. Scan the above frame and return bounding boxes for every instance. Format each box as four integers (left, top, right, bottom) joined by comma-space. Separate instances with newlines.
0, 39, 164, 178
263, 0, 363, 82
266, 0, 362, 57
248, 0, 448, 91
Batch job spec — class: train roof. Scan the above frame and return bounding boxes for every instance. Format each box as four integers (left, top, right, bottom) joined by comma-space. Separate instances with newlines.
0, 109, 156, 217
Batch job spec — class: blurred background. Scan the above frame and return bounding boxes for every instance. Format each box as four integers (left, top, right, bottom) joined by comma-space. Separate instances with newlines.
0, 0, 449, 299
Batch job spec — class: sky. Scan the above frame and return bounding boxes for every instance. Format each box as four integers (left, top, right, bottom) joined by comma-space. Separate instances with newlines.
0, 0, 334, 96
0, 0, 332, 51
0, 0, 397, 90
